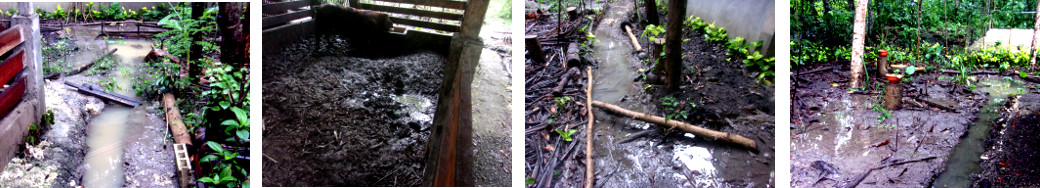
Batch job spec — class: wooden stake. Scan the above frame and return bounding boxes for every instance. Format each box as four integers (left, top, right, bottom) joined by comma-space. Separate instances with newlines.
590, 101, 758, 150
584, 67, 594, 188
526, 35, 547, 63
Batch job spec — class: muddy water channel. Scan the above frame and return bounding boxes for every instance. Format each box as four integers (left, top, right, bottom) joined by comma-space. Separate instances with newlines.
791, 64, 1031, 187
583, 1, 772, 187
80, 40, 167, 187
934, 77, 1026, 187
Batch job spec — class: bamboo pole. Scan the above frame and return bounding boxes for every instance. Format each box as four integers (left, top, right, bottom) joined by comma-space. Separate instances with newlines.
590, 101, 758, 150
584, 67, 593, 188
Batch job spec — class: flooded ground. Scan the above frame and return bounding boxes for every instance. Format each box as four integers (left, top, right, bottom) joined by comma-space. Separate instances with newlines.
790, 61, 1037, 187
262, 35, 444, 186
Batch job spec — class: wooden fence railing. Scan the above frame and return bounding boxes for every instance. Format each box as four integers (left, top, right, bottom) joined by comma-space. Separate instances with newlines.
0, 25, 26, 117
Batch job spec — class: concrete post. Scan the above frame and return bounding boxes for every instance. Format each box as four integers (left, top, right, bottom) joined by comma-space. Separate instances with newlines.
11, 2, 43, 118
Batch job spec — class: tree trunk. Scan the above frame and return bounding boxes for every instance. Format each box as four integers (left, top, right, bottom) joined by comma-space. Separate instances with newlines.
189, 2, 205, 79
644, 0, 659, 25
850, 0, 868, 88
218, 2, 248, 69
1030, 0, 1040, 70
665, 0, 684, 90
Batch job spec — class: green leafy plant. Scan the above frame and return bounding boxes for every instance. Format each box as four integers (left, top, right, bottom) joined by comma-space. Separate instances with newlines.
660, 96, 695, 123
555, 128, 578, 141
548, 96, 572, 124
199, 141, 247, 187
641, 24, 666, 41
704, 24, 728, 43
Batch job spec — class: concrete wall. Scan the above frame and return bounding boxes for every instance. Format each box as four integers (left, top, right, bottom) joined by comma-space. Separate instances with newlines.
685, 0, 775, 56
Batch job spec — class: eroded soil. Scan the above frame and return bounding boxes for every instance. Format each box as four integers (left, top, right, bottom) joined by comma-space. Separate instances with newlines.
974, 92, 1040, 187
262, 35, 443, 186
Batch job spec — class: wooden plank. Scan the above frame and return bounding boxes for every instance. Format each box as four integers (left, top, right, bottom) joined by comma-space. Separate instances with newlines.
424, 35, 479, 186
357, 3, 463, 21
263, 0, 312, 15
263, 11, 313, 29
0, 77, 26, 117
389, 16, 460, 32
369, 0, 467, 10
0, 25, 23, 57
63, 81, 142, 107
0, 50, 23, 86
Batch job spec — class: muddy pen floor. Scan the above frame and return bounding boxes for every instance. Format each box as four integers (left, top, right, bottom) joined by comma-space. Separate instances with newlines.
791, 61, 1040, 187
525, 0, 774, 187
261, 35, 444, 186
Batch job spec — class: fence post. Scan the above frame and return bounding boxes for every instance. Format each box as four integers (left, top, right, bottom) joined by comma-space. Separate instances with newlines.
12, 2, 43, 118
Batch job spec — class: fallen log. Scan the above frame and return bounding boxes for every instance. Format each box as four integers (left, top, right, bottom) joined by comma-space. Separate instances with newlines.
915, 98, 957, 113
63, 81, 141, 107
584, 67, 594, 188
566, 43, 581, 68
162, 93, 193, 145
45, 48, 117, 79
526, 35, 547, 63
590, 100, 758, 150
623, 24, 643, 52
552, 67, 580, 97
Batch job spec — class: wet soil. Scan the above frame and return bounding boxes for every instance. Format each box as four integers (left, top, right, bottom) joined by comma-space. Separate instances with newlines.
525, 1, 774, 187
787, 61, 1040, 187
262, 35, 443, 186
973, 92, 1040, 187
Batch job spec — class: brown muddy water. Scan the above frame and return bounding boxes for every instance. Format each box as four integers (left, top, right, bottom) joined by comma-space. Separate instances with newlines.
586, 1, 772, 187
80, 40, 154, 187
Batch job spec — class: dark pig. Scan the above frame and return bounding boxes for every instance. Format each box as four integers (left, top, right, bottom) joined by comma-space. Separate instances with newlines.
314, 4, 393, 42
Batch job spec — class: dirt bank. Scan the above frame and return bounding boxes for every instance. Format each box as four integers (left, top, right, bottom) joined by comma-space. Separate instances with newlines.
0, 78, 105, 187
974, 92, 1040, 187
262, 35, 444, 186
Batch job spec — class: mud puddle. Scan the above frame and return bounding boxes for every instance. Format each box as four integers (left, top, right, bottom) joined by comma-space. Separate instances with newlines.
933, 77, 1027, 187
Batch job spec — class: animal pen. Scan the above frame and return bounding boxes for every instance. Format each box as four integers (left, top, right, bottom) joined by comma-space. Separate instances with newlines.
262, 0, 489, 186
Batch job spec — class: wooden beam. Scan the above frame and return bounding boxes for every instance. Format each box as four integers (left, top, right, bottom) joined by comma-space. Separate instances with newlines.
370, 0, 467, 10
63, 81, 142, 107
262, 10, 313, 29
0, 77, 25, 117
263, 0, 312, 15
357, 3, 464, 21
0, 50, 23, 86
389, 16, 460, 32
0, 25, 23, 57
459, 0, 487, 36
